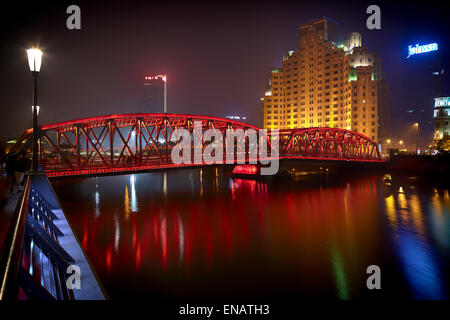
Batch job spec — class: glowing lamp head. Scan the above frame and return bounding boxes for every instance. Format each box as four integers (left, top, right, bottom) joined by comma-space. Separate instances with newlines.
386, 139, 391, 144
27, 48, 43, 72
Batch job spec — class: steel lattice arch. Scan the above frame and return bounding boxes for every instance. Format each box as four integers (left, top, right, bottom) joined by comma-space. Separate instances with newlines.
278, 127, 381, 161
11, 113, 382, 177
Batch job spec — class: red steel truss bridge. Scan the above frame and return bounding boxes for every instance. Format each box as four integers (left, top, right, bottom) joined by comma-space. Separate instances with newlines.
10, 113, 383, 177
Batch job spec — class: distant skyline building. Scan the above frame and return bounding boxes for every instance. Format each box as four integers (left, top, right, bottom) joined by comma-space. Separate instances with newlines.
434, 97, 450, 139
226, 115, 247, 122
262, 17, 389, 143
402, 40, 445, 146
144, 74, 167, 113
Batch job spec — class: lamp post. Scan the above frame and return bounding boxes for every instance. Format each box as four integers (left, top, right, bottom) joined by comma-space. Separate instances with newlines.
27, 48, 43, 172
414, 122, 419, 154
162, 75, 167, 114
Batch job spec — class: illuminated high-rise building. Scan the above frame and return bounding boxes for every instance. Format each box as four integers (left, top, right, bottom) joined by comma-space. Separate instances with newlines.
262, 17, 389, 142
144, 75, 167, 113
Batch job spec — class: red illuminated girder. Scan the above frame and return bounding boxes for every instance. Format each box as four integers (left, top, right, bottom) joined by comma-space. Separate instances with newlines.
279, 128, 380, 160
12, 113, 382, 177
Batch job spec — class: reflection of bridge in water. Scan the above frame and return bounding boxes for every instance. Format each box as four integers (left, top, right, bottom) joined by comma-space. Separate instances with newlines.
11, 113, 383, 178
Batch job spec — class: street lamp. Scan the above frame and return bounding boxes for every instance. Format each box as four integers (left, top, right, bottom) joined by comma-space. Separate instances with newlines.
414, 122, 419, 154
162, 75, 167, 114
27, 48, 43, 172
385, 139, 391, 154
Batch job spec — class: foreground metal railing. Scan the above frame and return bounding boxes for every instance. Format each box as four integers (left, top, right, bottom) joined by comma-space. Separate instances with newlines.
0, 174, 76, 300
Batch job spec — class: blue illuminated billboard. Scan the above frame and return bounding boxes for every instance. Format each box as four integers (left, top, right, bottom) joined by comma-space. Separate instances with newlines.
407, 43, 438, 58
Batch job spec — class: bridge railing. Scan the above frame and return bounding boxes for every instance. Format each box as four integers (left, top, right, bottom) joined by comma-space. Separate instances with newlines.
0, 175, 31, 299
0, 174, 77, 300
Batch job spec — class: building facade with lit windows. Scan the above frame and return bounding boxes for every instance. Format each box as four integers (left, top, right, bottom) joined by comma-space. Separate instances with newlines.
434, 97, 450, 139
262, 17, 389, 142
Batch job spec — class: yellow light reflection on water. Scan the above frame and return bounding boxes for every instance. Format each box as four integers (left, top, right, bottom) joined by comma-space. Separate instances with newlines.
385, 195, 396, 228
124, 175, 138, 216
124, 185, 130, 218
200, 169, 203, 197
162, 172, 167, 196
397, 189, 409, 223
432, 190, 443, 217
409, 194, 425, 237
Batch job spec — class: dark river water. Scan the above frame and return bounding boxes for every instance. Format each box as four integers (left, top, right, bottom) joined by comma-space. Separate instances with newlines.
51, 168, 450, 300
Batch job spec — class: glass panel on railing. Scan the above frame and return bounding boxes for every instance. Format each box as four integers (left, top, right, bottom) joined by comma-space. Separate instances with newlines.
21, 236, 31, 273
40, 253, 56, 298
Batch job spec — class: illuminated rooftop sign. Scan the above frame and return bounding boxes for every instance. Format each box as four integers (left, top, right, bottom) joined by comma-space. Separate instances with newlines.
144, 74, 167, 82
435, 97, 450, 107
407, 43, 438, 58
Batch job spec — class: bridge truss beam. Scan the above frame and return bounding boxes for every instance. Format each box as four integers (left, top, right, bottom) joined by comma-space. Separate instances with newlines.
12, 113, 382, 177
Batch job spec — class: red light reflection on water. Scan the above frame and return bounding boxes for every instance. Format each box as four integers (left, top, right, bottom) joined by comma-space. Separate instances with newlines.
56, 172, 447, 299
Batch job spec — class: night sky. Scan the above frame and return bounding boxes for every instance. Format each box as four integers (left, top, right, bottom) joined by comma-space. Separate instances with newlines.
1, 0, 449, 140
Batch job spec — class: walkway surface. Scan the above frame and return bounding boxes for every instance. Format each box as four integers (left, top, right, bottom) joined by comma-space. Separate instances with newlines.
31, 173, 107, 300
0, 178, 22, 249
